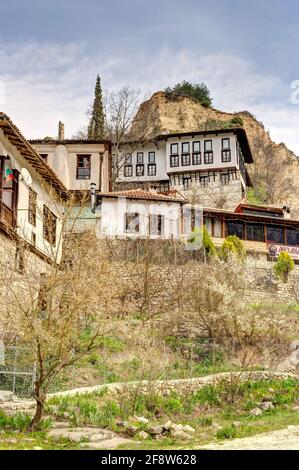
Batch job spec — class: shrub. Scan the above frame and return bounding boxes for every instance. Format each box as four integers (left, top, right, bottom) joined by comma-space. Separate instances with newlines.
216, 424, 237, 440
274, 252, 294, 282
230, 116, 244, 126
202, 226, 217, 258
220, 235, 246, 261
165, 81, 212, 107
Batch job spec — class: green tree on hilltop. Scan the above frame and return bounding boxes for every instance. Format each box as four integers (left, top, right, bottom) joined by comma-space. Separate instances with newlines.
88, 75, 105, 139
165, 80, 212, 107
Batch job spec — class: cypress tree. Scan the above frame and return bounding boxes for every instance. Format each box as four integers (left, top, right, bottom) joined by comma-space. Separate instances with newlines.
88, 75, 104, 139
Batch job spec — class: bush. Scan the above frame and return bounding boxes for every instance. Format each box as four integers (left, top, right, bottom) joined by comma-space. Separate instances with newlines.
165, 80, 212, 107
274, 252, 295, 282
221, 235, 246, 261
216, 424, 237, 440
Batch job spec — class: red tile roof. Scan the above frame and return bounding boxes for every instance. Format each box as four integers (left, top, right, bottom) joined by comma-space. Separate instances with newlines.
98, 188, 186, 203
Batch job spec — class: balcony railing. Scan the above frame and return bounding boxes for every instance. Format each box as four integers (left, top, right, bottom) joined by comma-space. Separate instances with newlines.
0, 202, 14, 227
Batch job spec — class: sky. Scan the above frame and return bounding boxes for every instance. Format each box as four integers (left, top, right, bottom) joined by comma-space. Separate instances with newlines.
1, 0, 299, 152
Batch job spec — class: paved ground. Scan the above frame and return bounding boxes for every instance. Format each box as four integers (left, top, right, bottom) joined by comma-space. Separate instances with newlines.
48, 422, 133, 449
200, 425, 299, 450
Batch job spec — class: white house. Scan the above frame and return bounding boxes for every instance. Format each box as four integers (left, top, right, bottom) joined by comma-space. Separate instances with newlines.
96, 188, 187, 239
0, 113, 70, 266
116, 128, 253, 210
30, 121, 112, 193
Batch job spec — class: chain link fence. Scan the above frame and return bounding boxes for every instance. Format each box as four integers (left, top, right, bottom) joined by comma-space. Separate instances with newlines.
0, 344, 36, 398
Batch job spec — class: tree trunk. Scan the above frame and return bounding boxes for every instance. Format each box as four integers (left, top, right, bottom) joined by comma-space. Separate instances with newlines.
28, 382, 45, 432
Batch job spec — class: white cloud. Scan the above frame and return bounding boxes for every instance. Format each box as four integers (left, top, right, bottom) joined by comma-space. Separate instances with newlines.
0, 41, 298, 156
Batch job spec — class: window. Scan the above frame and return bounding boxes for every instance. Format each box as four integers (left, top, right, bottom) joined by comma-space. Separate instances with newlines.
227, 221, 244, 239
124, 165, 133, 177
125, 212, 140, 234
200, 175, 209, 187
43, 206, 57, 246
267, 225, 284, 244
148, 164, 156, 176
148, 151, 155, 163
204, 141, 213, 164
182, 142, 190, 153
183, 177, 191, 190
192, 153, 201, 165
76, 155, 91, 179
170, 155, 179, 167
15, 242, 25, 274
222, 138, 230, 150
220, 173, 230, 185
193, 141, 201, 153
40, 154, 48, 163
28, 188, 37, 227
170, 143, 178, 154
31, 232, 36, 247
221, 139, 231, 163
136, 164, 144, 176
204, 140, 212, 151
286, 228, 299, 246
181, 154, 191, 166
149, 214, 164, 236
246, 223, 265, 242
125, 154, 132, 164
137, 152, 144, 164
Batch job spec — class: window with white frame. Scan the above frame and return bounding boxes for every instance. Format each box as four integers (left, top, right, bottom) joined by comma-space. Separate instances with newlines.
221, 138, 231, 162
192, 141, 201, 165
204, 140, 213, 164
148, 151, 155, 163
170, 155, 179, 167
124, 165, 133, 177
136, 164, 144, 176
148, 163, 156, 176
170, 143, 178, 154
137, 152, 144, 164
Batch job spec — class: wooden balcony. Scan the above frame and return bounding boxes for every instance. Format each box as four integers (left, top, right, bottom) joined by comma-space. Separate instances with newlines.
0, 202, 14, 228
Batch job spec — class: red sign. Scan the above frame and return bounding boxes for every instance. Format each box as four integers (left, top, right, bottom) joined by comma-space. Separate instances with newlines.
268, 243, 299, 260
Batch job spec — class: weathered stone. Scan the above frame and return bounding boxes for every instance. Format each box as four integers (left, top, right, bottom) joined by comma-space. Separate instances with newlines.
148, 425, 164, 435
163, 420, 172, 431
182, 424, 195, 433
126, 425, 138, 437
138, 430, 149, 440
250, 407, 263, 416
262, 396, 274, 403
259, 401, 274, 411
289, 340, 299, 351
171, 430, 191, 441
211, 421, 222, 430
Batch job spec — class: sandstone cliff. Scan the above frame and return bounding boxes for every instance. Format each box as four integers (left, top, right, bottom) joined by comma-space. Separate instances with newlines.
132, 91, 299, 216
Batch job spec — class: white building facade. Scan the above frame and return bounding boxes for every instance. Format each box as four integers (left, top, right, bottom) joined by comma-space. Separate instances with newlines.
0, 113, 69, 265
116, 128, 253, 210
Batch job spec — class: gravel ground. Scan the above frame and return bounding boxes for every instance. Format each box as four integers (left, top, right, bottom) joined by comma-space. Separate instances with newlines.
200, 425, 299, 450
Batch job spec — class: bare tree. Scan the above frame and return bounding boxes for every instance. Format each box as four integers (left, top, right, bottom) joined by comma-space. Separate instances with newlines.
0, 211, 115, 430
249, 135, 296, 204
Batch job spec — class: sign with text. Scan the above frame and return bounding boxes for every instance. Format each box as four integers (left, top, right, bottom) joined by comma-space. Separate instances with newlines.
268, 243, 299, 260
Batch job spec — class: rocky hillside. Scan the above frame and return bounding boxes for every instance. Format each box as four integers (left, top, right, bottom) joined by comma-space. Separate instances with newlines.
132, 92, 299, 217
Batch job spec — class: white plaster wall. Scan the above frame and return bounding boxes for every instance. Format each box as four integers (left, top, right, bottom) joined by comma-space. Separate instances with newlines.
0, 132, 63, 263
116, 143, 168, 183
32, 143, 109, 191
100, 197, 182, 239
166, 133, 237, 174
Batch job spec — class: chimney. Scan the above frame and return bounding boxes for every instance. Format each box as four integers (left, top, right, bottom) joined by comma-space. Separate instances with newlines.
58, 121, 65, 140
283, 205, 291, 219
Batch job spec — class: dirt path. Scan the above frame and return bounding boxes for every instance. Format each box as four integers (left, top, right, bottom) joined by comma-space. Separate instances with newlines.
200, 425, 299, 450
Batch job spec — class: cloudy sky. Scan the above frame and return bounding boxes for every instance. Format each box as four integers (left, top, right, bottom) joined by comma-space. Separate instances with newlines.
1, 0, 299, 152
